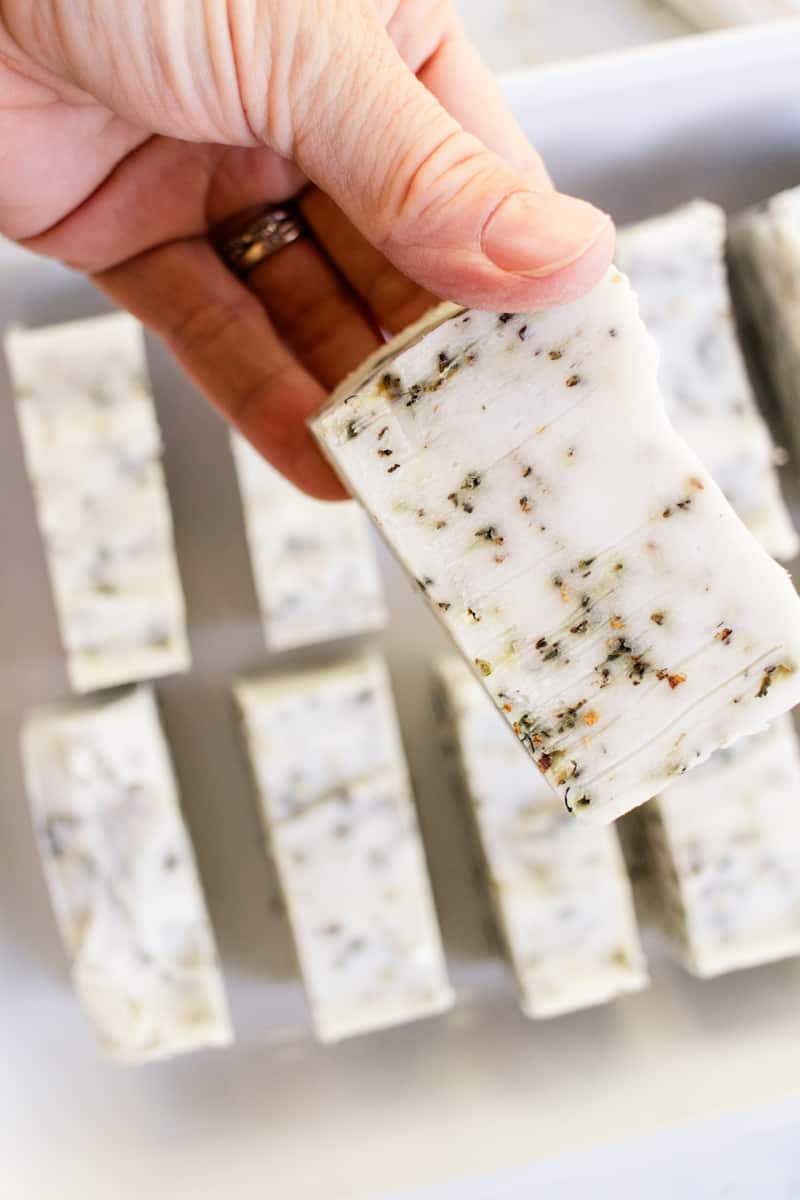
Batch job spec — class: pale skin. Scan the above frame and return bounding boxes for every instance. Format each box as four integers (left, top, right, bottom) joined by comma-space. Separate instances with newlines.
0, 0, 615, 498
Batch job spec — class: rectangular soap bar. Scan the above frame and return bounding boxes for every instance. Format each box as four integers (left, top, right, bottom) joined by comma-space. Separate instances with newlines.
311, 269, 800, 824
230, 434, 387, 651
662, 0, 800, 26
234, 656, 453, 1042
4, 313, 190, 692
617, 199, 797, 560
21, 687, 231, 1062
435, 657, 648, 1017
729, 186, 800, 461
640, 716, 800, 976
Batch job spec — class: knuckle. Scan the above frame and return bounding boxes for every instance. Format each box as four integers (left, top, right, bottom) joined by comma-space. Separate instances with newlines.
385, 123, 499, 242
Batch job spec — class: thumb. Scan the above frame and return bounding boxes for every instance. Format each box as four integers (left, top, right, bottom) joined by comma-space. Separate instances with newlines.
291, 15, 613, 310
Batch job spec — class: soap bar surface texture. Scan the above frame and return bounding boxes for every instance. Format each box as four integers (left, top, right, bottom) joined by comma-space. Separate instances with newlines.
4, 313, 190, 692
230, 433, 386, 651
21, 687, 231, 1062
642, 716, 800, 976
312, 270, 800, 823
436, 657, 648, 1017
617, 199, 796, 560
235, 656, 453, 1042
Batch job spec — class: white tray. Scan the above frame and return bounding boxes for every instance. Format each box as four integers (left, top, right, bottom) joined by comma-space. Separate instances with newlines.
2, 24, 800, 1200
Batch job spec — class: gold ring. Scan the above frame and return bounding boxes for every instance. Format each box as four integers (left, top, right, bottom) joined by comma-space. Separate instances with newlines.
213, 203, 307, 278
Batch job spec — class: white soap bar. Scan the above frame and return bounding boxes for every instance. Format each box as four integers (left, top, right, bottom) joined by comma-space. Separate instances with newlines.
4, 313, 190, 692
617, 200, 797, 560
662, 0, 800, 26
311, 270, 800, 824
21, 687, 231, 1062
641, 716, 800, 976
435, 657, 648, 1017
234, 656, 453, 1042
729, 186, 800, 460
230, 434, 386, 651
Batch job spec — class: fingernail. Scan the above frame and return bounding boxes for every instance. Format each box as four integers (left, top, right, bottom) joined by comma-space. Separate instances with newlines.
482, 191, 611, 277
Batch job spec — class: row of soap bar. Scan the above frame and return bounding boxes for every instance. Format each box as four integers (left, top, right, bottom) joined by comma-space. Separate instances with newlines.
22, 647, 800, 1063
3, 314, 387, 693
311, 194, 800, 827
18, 653, 641, 1060
19, 657, 451, 1060
440, 657, 800, 986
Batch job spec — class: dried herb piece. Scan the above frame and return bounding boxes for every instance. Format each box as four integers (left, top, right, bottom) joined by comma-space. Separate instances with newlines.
379, 373, 403, 401
656, 670, 687, 690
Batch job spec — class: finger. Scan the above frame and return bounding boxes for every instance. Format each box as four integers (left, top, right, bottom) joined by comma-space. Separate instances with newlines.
292, 5, 613, 311
202, 155, 383, 391
24, 140, 305, 273
208, 202, 381, 388
244, 234, 382, 389
300, 188, 438, 334
93, 239, 345, 500
387, 2, 551, 184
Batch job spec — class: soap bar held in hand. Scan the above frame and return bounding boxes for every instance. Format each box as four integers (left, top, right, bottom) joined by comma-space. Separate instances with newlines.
311, 269, 800, 823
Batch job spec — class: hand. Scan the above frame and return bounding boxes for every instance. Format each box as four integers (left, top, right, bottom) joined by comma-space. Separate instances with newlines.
0, 1, 614, 497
